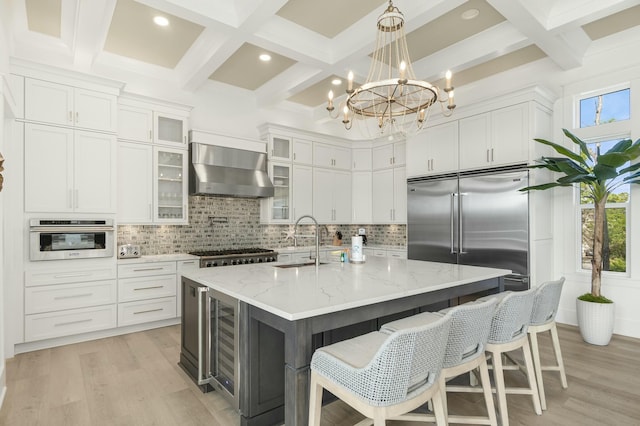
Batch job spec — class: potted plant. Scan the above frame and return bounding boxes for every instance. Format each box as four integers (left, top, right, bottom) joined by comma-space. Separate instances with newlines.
522, 128, 640, 345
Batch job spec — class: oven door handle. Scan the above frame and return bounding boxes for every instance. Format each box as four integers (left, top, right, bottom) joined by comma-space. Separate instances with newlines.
29, 226, 115, 233
197, 286, 213, 385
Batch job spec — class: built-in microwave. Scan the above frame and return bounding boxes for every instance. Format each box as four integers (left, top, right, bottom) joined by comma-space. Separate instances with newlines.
29, 219, 115, 261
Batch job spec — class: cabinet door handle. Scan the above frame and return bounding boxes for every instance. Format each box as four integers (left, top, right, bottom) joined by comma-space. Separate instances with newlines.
390, 157, 393, 165
132, 267, 164, 272
149, 130, 153, 141
54, 293, 93, 300
68, 189, 73, 209
55, 318, 92, 327
133, 286, 164, 291
54, 272, 92, 279
486, 149, 490, 163
76, 112, 79, 124
133, 308, 163, 315
491, 148, 494, 162
293, 153, 296, 161
68, 111, 73, 123
74, 189, 79, 209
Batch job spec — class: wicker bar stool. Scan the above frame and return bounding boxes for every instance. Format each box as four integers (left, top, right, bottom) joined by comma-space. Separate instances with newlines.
308, 312, 453, 426
380, 298, 499, 426
529, 277, 568, 410
477, 288, 542, 426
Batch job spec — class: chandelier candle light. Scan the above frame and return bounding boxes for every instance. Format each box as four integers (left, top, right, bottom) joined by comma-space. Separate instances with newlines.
327, 0, 456, 135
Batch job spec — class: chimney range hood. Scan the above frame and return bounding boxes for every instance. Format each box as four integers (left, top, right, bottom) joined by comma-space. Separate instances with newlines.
189, 142, 274, 198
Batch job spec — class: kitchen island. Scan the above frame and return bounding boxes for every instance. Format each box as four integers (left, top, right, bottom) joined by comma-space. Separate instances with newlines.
182, 256, 510, 426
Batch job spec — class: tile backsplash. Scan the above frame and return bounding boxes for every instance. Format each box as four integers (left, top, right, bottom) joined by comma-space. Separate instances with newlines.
117, 196, 406, 255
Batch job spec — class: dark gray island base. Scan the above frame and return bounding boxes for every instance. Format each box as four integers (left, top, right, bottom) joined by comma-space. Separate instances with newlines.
238, 276, 505, 426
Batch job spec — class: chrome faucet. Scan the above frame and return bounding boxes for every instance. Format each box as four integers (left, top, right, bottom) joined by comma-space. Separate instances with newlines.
294, 215, 320, 267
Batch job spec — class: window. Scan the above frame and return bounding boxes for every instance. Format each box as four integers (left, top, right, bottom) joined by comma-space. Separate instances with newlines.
579, 138, 630, 273
579, 88, 630, 128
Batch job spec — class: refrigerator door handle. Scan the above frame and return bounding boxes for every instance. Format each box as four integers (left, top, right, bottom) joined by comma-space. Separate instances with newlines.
450, 193, 457, 254
459, 192, 468, 254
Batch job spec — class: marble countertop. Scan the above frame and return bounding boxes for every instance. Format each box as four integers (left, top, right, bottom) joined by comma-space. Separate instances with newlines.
117, 253, 199, 264
182, 257, 510, 321
275, 244, 406, 252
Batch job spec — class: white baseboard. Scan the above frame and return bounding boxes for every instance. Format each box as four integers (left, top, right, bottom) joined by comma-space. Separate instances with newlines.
14, 317, 180, 355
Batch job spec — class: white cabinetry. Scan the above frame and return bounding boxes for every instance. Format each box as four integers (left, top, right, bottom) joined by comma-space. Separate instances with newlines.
24, 263, 117, 342
118, 104, 153, 142
372, 141, 406, 170
293, 139, 313, 164
154, 111, 188, 146
117, 261, 177, 326
292, 164, 313, 219
117, 142, 153, 223
352, 172, 372, 223
118, 100, 189, 147
263, 162, 292, 223
352, 148, 372, 171
372, 167, 406, 223
313, 168, 352, 223
313, 142, 351, 170
406, 121, 458, 177
154, 147, 188, 223
24, 123, 116, 213
25, 78, 117, 132
267, 135, 292, 161
459, 103, 528, 170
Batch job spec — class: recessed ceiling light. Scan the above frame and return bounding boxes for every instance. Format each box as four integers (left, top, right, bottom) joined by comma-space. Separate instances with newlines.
153, 16, 169, 27
259, 53, 272, 62
461, 8, 480, 20
332, 79, 342, 86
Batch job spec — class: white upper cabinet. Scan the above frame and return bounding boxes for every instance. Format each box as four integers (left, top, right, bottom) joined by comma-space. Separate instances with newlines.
313, 142, 351, 170
372, 141, 406, 170
371, 167, 406, 224
268, 135, 292, 161
154, 147, 188, 223
292, 164, 313, 219
25, 78, 117, 133
352, 147, 372, 171
118, 104, 154, 143
154, 111, 188, 147
459, 103, 528, 170
313, 168, 351, 223
351, 172, 372, 223
25, 123, 116, 213
406, 121, 458, 177
293, 139, 313, 164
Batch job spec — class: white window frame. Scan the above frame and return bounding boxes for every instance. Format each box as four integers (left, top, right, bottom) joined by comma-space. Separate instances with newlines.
571, 82, 633, 277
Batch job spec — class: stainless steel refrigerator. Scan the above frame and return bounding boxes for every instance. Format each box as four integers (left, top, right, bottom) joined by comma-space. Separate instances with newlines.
407, 166, 530, 291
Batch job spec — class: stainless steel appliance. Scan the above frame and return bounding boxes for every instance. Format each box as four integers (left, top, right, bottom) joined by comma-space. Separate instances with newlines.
189, 142, 274, 198
179, 279, 240, 409
407, 165, 530, 291
189, 248, 278, 268
29, 218, 115, 261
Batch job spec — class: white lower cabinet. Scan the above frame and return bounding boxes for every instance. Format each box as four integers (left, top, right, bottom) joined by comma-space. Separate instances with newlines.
24, 263, 118, 342
25, 305, 117, 342
117, 297, 176, 327
117, 261, 177, 327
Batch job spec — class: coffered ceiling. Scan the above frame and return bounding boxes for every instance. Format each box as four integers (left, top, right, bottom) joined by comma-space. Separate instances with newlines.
6, 0, 640, 115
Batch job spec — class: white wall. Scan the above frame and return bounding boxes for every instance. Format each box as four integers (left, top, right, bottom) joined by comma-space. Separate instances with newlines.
551, 30, 640, 338
0, 0, 9, 407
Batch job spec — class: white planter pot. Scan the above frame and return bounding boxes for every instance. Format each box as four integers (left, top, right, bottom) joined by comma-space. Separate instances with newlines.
576, 298, 615, 345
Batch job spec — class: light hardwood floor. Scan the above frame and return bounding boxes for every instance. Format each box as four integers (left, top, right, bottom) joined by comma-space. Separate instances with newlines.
1, 324, 639, 425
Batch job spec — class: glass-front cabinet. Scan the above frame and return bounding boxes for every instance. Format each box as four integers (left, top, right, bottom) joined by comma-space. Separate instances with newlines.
154, 147, 188, 223
268, 135, 292, 161
261, 162, 291, 223
154, 111, 188, 146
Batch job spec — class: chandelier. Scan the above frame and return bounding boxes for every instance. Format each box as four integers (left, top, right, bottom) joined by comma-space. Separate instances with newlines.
326, 0, 455, 135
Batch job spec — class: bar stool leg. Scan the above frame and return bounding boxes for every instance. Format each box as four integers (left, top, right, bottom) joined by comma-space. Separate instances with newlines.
522, 338, 542, 415
550, 323, 568, 388
529, 331, 547, 410
308, 372, 323, 426
489, 348, 509, 426
479, 356, 498, 426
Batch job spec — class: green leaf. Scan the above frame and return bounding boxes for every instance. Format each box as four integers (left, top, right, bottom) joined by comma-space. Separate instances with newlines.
557, 174, 595, 184
597, 152, 629, 168
552, 158, 590, 175
619, 162, 640, 174
519, 182, 572, 191
593, 163, 619, 180
534, 138, 587, 165
562, 128, 593, 161
607, 138, 632, 154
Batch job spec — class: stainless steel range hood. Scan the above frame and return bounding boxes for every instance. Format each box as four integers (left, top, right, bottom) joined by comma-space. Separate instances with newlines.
189, 143, 274, 198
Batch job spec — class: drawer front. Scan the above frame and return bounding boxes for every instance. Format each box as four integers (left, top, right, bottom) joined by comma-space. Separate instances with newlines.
387, 250, 407, 259
117, 261, 176, 278
373, 249, 387, 257
118, 274, 176, 302
25, 279, 117, 314
118, 297, 177, 326
26, 265, 117, 287
25, 304, 117, 342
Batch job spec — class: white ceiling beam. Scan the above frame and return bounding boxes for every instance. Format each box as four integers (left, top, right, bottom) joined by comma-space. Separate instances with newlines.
487, 0, 590, 70
69, 0, 117, 71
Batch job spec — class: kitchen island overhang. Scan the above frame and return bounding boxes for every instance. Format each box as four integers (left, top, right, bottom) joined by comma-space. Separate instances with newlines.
182, 257, 510, 426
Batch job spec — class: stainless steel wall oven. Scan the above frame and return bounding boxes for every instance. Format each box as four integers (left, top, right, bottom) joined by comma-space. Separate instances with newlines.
29, 219, 115, 261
